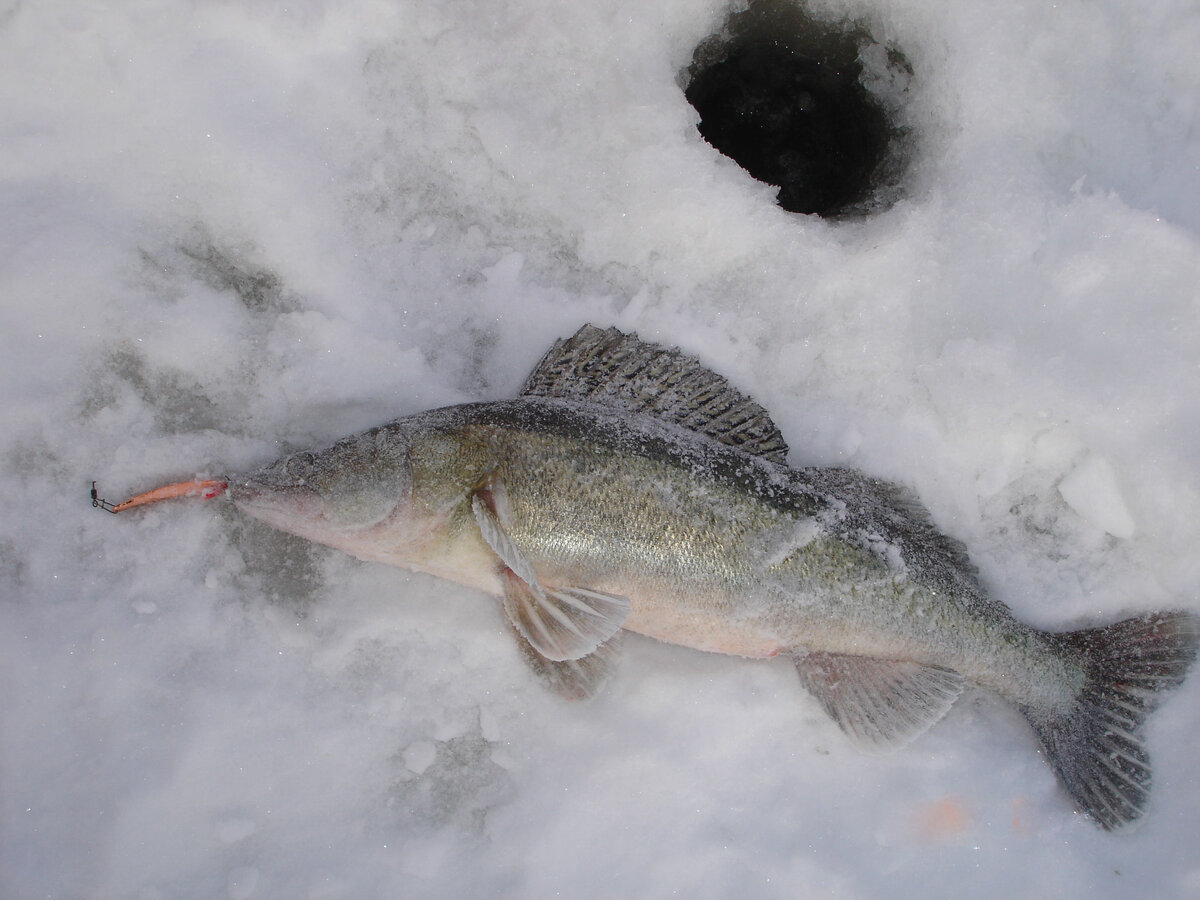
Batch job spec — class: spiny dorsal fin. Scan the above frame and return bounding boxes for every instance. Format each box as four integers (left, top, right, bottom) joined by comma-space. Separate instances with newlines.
521, 325, 790, 464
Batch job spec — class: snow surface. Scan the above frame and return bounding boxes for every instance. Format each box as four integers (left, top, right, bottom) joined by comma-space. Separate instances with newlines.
3, 1, 1200, 897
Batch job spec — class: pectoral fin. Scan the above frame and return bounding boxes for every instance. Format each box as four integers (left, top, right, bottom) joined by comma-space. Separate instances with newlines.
472, 489, 631, 662
790, 651, 964, 747
471, 489, 541, 588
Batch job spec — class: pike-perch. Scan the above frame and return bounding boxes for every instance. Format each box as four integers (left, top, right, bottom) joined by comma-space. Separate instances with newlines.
192, 326, 1196, 829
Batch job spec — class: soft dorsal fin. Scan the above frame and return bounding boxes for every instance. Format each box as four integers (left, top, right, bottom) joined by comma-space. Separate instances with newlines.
520, 325, 790, 464
804, 467, 984, 595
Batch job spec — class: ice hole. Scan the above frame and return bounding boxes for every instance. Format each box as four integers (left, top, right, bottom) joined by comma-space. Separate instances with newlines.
683, 0, 911, 218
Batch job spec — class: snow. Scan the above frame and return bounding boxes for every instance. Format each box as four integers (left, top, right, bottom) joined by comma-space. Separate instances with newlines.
3, 0, 1200, 897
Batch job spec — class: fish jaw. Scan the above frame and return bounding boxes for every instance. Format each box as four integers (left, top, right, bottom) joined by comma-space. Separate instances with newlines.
228, 425, 415, 553
228, 478, 331, 542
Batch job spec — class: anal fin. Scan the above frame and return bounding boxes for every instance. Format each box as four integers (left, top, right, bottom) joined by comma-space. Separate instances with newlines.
791, 651, 964, 747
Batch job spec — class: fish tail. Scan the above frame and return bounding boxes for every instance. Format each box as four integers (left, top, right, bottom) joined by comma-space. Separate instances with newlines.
1022, 610, 1199, 830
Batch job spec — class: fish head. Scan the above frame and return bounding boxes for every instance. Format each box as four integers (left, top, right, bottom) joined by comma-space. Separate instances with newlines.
229, 424, 413, 549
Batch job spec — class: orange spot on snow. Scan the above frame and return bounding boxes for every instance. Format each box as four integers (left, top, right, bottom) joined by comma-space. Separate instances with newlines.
1010, 796, 1032, 835
917, 796, 970, 839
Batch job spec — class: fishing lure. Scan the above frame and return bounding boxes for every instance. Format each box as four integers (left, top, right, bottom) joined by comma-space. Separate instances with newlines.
92, 479, 227, 513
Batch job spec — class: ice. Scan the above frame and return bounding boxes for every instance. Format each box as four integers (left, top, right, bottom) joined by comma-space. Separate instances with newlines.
3, 0, 1200, 897
227, 866, 259, 900
1058, 453, 1137, 540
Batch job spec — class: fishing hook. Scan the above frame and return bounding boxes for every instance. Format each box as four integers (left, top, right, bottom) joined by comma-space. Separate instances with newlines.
90, 482, 119, 514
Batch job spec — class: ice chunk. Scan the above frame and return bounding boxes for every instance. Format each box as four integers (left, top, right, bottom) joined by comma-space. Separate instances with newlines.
403, 740, 438, 775
1057, 454, 1136, 539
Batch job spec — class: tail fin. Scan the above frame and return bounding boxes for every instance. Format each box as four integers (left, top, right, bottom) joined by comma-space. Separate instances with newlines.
1023, 611, 1199, 830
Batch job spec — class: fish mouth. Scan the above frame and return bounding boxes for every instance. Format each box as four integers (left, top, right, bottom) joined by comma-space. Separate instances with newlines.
227, 476, 325, 523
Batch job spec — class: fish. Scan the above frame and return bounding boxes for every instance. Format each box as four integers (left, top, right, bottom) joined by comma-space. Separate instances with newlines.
218, 324, 1196, 830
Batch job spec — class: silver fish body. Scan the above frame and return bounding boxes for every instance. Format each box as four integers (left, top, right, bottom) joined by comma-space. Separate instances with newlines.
228, 326, 1198, 830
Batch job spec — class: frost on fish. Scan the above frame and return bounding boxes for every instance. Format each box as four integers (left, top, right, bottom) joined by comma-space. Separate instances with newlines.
222, 324, 1199, 830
